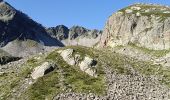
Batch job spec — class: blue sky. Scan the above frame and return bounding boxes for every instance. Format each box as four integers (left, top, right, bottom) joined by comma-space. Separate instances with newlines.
4, 0, 170, 30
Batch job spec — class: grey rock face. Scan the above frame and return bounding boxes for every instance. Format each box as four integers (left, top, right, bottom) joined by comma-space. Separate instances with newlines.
69, 26, 89, 40
69, 26, 102, 40
46, 25, 69, 40
100, 4, 170, 50
47, 25, 102, 47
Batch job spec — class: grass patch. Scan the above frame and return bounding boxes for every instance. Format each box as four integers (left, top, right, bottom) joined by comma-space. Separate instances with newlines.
118, 4, 170, 22
46, 47, 106, 95
21, 46, 106, 100
99, 48, 170, 88
25, 71, 62, 100
0, 54, 47, 99
129, 59, 170, 87
97, 49, 132, 75
128, 42, 170, 57
2, 46, 170, 99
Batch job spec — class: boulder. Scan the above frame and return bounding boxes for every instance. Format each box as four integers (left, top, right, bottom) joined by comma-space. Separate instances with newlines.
58, 49, 76, 65
31, 62, 55, 79
79, 56, 97, 77
58, 49, 98, 77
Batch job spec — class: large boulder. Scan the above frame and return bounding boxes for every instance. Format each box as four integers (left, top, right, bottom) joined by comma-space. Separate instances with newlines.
58, 49, 98, 77
58, 49, 76, 66
79, 56, 97, 77
0, 56, 21, 65
31, 62, 55, 79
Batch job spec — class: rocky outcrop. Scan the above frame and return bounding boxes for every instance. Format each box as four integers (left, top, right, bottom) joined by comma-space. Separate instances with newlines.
57, 49, 77, 66
79, 57, 97, 77
31, 62, 55, 79
47, 25, 102, 47
100, 4, 170, 50
0, 56, 21, 65
58, 49, 97, 77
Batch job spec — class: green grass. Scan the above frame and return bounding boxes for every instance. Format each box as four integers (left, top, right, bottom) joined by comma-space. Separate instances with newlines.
2, 46, 170, 99
99, 48, 170, 88
129, 59, 170, 87
0, 54, 48, 100
0, 73, 20, 100
20, 46, 106, 100
25, 71, 62, 100
97, 49, 132, 75
118, 4, 170, 21
46, 47, 106, 94
128, 42, 170, 57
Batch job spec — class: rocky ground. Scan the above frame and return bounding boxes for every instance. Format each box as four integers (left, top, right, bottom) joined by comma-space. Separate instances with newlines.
1, 46, 170, 100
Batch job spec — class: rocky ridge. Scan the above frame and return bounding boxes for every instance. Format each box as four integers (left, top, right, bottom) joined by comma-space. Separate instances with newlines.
100, 3, 170, 50
47, 25, 102, 47
0, 1, 63, 57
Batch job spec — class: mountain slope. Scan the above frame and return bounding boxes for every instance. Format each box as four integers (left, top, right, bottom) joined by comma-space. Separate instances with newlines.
0, 1, 63, 56
0, 46, 170, 100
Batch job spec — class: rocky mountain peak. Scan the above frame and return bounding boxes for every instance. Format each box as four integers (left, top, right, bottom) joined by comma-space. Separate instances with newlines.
0, 1, 16, 22
46, 25, 69, 40
0, 1, 64, 57
69, 25, 89, 39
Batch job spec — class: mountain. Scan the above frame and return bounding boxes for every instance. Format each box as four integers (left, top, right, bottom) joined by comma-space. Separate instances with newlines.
46, 25, 102, 47
100, 3, 170, 50
0, 1, 63, 57
46, 25, 69, 40
1, 2, 170, 100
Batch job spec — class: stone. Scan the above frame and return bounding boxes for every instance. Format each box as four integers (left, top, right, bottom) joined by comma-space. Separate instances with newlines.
131, 6, 141, 10
125, 9, 133, 13
163, 11, 170, 13
79, 56, 97, 77
59, 49, 76, 66
31, 62, 55, 79
58, 49, 98, 77
136, 12, 141, 16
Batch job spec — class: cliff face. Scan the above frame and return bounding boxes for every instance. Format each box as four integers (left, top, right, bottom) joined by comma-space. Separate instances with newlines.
100, 4, 170, 50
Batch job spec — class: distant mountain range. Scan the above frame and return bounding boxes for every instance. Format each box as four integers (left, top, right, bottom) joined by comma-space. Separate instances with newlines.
0, 1, 102, 57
